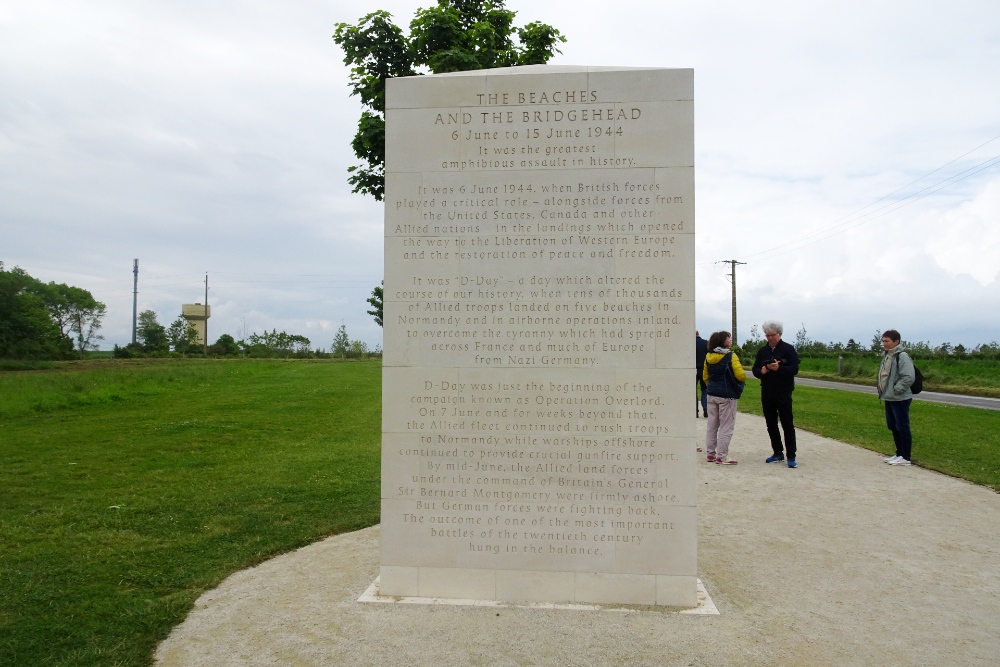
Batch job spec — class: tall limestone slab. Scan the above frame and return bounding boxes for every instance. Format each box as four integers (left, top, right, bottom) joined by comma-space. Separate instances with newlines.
380, 66, 696, 606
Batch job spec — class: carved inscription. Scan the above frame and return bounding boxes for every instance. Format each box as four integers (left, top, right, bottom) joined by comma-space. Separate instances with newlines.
382, 68, 695, 595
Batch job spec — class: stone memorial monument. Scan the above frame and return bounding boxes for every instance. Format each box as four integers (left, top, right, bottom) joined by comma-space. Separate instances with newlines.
379, 65, 696, 607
